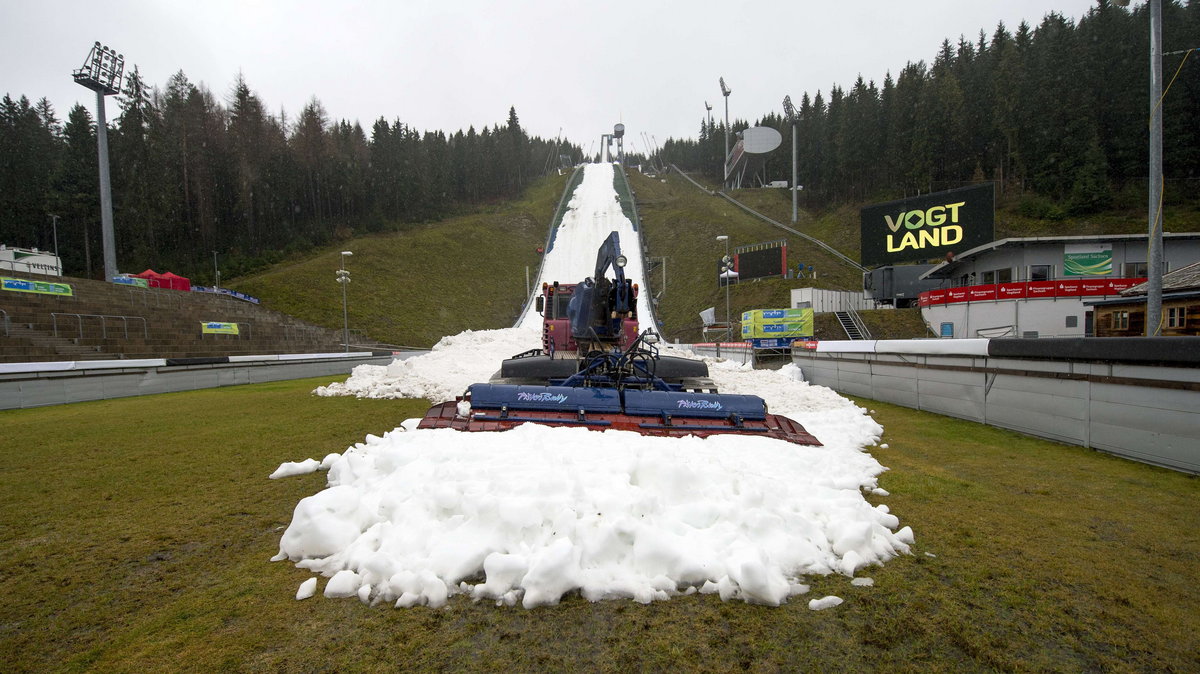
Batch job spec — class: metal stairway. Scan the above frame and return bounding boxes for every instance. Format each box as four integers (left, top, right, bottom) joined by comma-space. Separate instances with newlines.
834, 310, 872, 340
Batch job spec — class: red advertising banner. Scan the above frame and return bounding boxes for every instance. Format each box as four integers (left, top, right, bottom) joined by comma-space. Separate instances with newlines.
1108, 277, 1145, 293
967, 284, 998, 301
920, 289, 949, 306
1027, 281, 1057, 298
1056, 279, 1084, 296
998, 282, 1027, 299
920, 278, 1145, 307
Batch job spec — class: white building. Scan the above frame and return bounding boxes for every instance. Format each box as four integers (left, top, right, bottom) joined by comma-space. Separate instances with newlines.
917, 233, 1200, 338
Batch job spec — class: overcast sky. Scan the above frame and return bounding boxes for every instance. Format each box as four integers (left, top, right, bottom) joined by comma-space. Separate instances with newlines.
3, 0, 1103, 152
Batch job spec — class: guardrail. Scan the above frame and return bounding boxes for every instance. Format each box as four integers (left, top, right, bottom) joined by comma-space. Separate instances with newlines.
51, 312, 149, 340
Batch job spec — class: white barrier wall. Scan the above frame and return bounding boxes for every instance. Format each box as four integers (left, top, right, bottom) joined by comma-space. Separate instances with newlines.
794, 342, 1200, 474
0, 353, 419, 409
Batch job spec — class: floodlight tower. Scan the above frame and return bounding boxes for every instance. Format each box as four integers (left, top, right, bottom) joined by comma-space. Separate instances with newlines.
783, 95, 798, 224
719, 78, 731, 181
72, 42, 125, 281
704, 101, 713, 129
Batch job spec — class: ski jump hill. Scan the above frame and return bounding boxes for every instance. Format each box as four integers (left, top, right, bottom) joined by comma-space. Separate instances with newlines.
515, 162, 657, 332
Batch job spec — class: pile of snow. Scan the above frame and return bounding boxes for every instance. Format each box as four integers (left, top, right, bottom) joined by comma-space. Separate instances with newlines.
314, 327, 539, 403
277, 327, 910, 609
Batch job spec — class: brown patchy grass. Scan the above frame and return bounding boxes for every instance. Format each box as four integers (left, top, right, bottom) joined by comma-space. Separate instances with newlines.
1, 379, 1198, 671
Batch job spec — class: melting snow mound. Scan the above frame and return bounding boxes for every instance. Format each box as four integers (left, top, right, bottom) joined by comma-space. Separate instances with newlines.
273, 414, 908, 608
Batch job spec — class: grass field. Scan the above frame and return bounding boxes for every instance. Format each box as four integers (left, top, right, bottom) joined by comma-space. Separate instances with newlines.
2, 377, 1197, 672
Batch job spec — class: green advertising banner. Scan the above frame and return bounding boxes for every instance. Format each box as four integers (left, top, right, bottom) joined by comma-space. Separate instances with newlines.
1, 276, 73, 296
1063, 244, 1113, 276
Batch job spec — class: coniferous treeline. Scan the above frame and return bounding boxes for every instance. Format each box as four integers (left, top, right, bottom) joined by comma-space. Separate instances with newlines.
663, 1, 1200, 213
0, 70, 580, 281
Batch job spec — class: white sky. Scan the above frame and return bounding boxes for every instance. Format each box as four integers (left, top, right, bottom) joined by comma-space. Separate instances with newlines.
2, 1, 1100, 148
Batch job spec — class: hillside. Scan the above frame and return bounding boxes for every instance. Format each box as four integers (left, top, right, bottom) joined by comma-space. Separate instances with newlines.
233, 174, 568, 349
230, 165, 1198, 346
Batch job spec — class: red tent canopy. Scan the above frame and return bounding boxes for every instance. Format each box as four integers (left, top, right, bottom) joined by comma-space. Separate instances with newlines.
158, 271, 191, 291
133, 269, 170, 289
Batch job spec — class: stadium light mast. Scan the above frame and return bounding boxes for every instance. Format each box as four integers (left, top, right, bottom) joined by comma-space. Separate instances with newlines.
783, 95, 799, 225
719, 78, 731, 183
72, 42, 125, 282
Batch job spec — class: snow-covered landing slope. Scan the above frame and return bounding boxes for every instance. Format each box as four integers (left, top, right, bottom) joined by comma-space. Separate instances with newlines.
517, 162, 654, 331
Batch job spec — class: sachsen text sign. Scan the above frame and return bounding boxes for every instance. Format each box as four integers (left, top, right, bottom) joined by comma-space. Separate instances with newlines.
860, 183, 994, 266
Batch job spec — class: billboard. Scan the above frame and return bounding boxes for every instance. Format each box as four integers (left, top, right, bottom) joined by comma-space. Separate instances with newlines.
734, 240, 787, 281
740, 308, 813, 339
860, 183, 995, 266
0, 247, 62, 276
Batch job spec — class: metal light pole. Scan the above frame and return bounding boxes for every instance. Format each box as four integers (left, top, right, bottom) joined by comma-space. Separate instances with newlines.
72, 42, 124, 281
49, 214, 60, 260
783, 95, 799, 224
717, 235, 731, 341
212, 250, 220, 288
719, 78, 731, 183
337, 251, 353, 351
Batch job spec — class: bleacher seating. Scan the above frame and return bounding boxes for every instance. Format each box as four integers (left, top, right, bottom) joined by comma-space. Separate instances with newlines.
0, 272, 379, 362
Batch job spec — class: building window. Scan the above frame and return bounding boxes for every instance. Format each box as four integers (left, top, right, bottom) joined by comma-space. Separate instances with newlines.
981, 268, 1013, 284
1124, 262, 1148, 278
1030, 264, 1052, 282
1114, 311, 1130, 330
1167, 307, 1187, 329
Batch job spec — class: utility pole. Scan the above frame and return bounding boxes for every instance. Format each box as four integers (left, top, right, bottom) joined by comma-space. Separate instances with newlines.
1147, 0, 1164, 335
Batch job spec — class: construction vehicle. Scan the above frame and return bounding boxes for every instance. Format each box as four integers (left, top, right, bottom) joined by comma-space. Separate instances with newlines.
418, 232, 822, 446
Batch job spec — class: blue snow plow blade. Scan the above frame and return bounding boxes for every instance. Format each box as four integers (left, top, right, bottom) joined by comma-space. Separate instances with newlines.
468, 384, 623, 414
622, 390, 767, 420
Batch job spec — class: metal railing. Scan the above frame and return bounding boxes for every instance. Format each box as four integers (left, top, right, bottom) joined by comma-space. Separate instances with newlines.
668, 164, 867, 273
51, 312, 148, 340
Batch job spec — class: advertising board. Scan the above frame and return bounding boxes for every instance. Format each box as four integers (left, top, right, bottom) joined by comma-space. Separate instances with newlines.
860, 183, 995, 266
740, 308, 814, 339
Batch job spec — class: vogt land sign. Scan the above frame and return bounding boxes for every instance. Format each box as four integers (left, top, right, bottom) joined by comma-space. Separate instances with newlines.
860, 183, 995, 266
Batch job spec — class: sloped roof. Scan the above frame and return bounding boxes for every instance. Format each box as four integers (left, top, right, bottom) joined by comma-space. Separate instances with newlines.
1120, 260, 1200, 296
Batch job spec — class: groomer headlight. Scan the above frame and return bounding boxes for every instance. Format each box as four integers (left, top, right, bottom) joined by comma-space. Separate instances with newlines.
615, 255, 628, 268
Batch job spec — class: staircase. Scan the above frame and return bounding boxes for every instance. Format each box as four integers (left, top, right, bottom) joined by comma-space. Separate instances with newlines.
834, 310, 872, 340
0, 272, 388, 362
